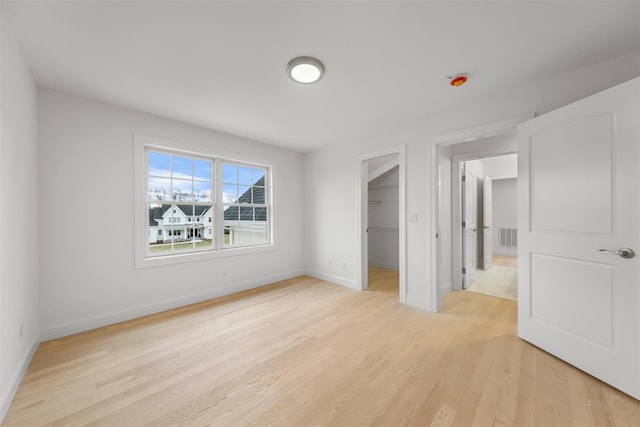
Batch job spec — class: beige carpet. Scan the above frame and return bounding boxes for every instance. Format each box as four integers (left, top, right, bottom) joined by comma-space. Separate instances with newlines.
467, 266, 517, 301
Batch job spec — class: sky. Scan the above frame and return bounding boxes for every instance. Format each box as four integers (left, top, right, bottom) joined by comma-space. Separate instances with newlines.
147, 151, 265, 204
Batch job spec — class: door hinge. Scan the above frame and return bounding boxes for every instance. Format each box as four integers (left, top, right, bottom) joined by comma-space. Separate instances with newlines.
462, 267, 466, 274
435, 233, 439, 238
462, 221, 466, 228
462, 175, 466, 182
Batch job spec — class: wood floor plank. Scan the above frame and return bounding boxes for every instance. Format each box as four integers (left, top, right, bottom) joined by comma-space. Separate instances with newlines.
3, 267, 639, 426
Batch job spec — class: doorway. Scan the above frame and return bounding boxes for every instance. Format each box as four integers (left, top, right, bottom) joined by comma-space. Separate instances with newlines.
429, 114, 532, 311
460, 156, 518, 301
357, 145, 407, 303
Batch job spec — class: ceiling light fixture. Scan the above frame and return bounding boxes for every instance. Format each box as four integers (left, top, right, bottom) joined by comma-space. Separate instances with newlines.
287, 56, 325, 84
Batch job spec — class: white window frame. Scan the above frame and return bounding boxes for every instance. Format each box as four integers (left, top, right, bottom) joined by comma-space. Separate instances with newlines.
220, 160, 270, 249
134, 134, 275, 269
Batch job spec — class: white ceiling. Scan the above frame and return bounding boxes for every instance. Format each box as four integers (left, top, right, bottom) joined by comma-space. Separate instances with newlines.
3, 1, 640, 152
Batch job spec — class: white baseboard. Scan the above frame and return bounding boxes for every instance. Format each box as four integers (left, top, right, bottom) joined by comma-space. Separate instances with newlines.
368, 261, 399, 270
1, 335, 39, 424
439, 281, 453, 295
304, 270, 359, 290
406, 294, 433, 311
40, 270, 305, 341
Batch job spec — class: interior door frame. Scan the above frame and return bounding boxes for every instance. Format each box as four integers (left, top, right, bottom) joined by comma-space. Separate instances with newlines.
357, 144, 407, 303
482, 176, 493, 270
461, 165, 477, 289
429, 114, 533, 311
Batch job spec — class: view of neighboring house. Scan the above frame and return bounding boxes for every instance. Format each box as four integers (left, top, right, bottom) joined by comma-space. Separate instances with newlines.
148, 204, 213, 244
148, 176, 268, 247
222, 175, 268, 246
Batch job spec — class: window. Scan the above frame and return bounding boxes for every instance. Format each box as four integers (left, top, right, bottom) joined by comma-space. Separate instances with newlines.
147, 151, 214, 255
136, 134, 272, 267
222, 162, 269, 247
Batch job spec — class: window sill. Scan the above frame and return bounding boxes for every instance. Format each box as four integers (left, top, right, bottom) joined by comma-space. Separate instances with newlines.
135, 243, 276, 269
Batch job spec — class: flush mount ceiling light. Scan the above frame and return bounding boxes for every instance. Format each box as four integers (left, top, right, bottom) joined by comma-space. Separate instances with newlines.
287, 56, 325, 84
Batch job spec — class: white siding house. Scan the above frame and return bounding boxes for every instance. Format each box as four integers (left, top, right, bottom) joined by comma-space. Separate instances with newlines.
148, 204, 213, 244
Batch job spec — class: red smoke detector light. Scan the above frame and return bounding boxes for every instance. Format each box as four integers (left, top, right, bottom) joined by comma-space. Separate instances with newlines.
449, 75, 468, 87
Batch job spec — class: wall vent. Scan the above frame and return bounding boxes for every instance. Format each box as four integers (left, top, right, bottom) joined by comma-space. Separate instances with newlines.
500, 228, 517, 248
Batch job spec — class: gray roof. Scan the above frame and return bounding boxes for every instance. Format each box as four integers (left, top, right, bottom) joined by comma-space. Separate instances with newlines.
224, 176, 266, 221
149, 206, 163, 227
149, 204, 211, 226
162, 204, 210, 216
149, 176, 266, 225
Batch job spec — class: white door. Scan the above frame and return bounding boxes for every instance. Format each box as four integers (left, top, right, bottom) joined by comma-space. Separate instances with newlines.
482, 177, 493, 270
462, 167, 477, 289
518, 77, 640, 399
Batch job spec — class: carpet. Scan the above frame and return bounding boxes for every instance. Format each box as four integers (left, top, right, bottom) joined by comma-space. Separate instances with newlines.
466, 266, 517, 301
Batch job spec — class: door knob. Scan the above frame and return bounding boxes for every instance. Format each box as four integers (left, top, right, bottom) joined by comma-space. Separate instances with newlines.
598, 248, 635, 259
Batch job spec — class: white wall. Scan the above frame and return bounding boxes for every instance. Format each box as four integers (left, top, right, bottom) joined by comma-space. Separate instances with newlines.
492, 178, 518, 256
480, 153, 518, 179
303, 50, 640, 311
0, 14, 40, 421
368, 166, 399, 269
38, 89, 304, 340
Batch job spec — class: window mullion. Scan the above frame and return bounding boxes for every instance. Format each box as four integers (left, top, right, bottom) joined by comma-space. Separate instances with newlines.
215, 158, 225, 249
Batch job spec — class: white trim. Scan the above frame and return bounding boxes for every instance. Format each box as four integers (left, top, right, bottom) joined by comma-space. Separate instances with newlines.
406, 295, 431, 311
40, 270, 304, 341
429, 114, 533, 312
357, 145, 407, 304
368, 261, 399, 270
134, 134, 275, 269
304, 270, 359, 290
429, 114, 534, 146
368, 157, 399, 182
0, 336, 39, 424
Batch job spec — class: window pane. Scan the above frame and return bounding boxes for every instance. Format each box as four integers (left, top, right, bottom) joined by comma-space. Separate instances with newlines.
148, 152, 171, 177
149, 204, 172, 253
252, 222, 268, 245
255, 207, 267, 222
253, 169, 264, 185
240, 206, 253, 221
194, 181, 211, 202
172, 156, 192, 179
252, 187, 265, 204
223, 184, 237, 203
172, 179, 193, 201
225, 208, 268, 247
148, 177, 172, 201
148, 203, 214, 255
183, 226, 213, 250
222, 163, 237, 184
194, 159, 211, 181
224, 206, 239, 224
238, 166, 252, 185
237, 185, 251, 203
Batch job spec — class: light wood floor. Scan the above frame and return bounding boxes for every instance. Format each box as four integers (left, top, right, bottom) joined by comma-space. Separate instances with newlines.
3, 267, 639, 426
492, 255, 518, 269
